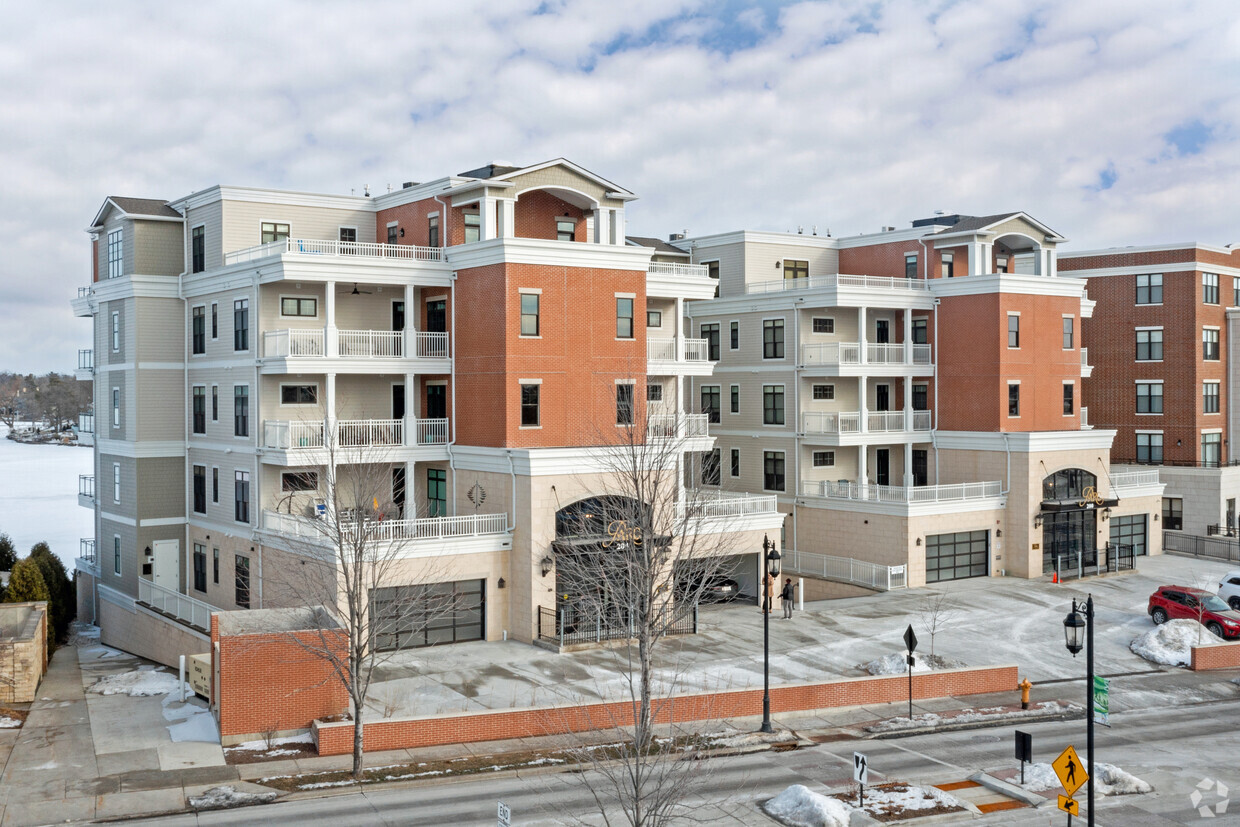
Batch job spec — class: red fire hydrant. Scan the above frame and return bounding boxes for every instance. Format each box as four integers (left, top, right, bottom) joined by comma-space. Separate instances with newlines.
1019, 677, 1032, 710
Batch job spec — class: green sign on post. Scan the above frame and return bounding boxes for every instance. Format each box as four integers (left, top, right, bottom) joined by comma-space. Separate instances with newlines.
1093, 675, 1109, 726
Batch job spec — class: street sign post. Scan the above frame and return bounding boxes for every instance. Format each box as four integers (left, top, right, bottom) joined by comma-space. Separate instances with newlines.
497, 801, 511, 827
1093, 676, 1109, 727
1014, 730, 1033, 785
853, 752, 868, 807
903, 624, 918, 719
1053, 745, 1088, 799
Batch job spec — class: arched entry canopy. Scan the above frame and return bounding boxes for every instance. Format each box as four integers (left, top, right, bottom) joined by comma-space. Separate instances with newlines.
552, 495, 670, 553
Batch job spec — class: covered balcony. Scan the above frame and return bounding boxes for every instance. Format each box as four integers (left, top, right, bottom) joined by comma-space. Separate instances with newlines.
259, 509, 511, 557
1080, 347, 1092, 378
801, 410, 932, 444
799, 479, 1006, 516
225, 238, 443, 266
260, 328, 450, 375
261, 418, 448, 462
646, 336, 714, 376
801, 342, 933, 374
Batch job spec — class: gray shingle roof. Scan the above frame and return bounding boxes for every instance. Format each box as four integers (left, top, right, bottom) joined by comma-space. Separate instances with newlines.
108, 197, 181, 219
626, 236, 689, 256
934, 212, 1021, 234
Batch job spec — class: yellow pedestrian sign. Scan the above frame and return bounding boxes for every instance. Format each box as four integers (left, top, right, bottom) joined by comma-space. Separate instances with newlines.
1058, 794, 1080, 816
1053, 745, 1088, 798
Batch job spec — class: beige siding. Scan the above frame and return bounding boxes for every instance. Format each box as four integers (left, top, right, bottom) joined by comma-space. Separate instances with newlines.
742, 241, 839, 289
133, 219, 183, 276
507, 167, 625, 210
134, 297, 184, 361
692, 239, 745, 298
188, 200, 225, 271
260, 374, 326, 421
136, 456, 186, 520
135, 370, 185, 441
259, 283, 328, 333
335, 375, 401, 420
220, 200, 376, 257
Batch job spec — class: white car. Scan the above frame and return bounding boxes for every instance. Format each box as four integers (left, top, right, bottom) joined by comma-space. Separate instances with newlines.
1219, 570, 1240, 611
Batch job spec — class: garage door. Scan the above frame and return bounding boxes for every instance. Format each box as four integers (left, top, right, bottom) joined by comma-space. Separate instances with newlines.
925, 530, 989, 582
673, 554, 759, 603
370, 579, 485, 650
1110, 515, 1147, 556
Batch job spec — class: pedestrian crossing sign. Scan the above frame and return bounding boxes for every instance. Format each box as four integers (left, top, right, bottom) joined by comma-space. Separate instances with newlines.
1052, 745, 1088, 798
1058, 794, 1079, 816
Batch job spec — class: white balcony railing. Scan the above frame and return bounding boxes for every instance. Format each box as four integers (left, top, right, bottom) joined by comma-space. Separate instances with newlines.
338, 330, 402, 358
800, 479, 1003, 503
263, 329, 326, 357
338, 419, 403, 447
647, 337, 712, 362
1110, 469, 1160, 491
415, 331, 449, 358
647, 413, 711, 440
78, 475, 95, 498
867, 343, 906, 363
911, 344, 932, 365
264, 420, 325, 449
415, 418, 449, 445
261, 509, 509, 544
802, 410, 931, 435
78, 349, 94, 372
913, 410, 933, 430
263, 418, 449, 450
1081, 406, 1091, 429
694, 491, 780, 519
647, 262, 709, 278
138, 579, 213, 631
801, 342, 933, 367
867, 411, 905, 432
224, 238, 444, 266
747, 274, 930, 295
782, 549, 906, 590
1081, 347, 1089, 366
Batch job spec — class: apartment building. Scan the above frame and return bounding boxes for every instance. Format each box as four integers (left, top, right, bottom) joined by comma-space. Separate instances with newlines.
71, 160, 782, 666
677, 213, 1164, 587
1062, 243, 1240, 535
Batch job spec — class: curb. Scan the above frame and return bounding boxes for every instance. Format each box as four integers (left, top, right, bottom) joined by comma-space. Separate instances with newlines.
969, 771, 1047, 807
864, 709, 1080, 739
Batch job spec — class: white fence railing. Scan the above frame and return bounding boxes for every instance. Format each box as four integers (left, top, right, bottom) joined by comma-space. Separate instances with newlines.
867, 411, 905, 432
801, 479, 1003, 503
648, 262, 709, 278
415, 418, 449, 445
694, 492, 780, 519
866, 343, 906, 363
802, 411, 861, 434
647, 413, 711, 440
782, 549, 906, 590
138, 579, 214, 630
263, 329, 326, 357
647, 337, 711, 362
1110, 469, 1160, 490
225, 238, 444, 265
263, 418, 448, 449
338, 419, 403, 447
264, 420, 325, 449
747, 274, 930, 295
801, 342, 933, 366
415, 331, 449, 358
338, 330, 402, 358
262, 510, 509, 544
263, 329, 449, 359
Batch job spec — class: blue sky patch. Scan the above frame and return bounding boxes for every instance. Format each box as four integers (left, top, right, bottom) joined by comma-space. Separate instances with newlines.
1165, 119, 1211, 156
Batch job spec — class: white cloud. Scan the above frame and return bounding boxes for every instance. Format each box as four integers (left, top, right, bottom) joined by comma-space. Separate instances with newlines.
1, 0, 1238, 371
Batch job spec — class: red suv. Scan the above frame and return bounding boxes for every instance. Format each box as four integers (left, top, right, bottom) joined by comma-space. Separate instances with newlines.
1148, 586, 1240, 640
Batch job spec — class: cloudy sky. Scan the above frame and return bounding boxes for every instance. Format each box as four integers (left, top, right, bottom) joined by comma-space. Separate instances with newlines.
2, 0, 1238, 374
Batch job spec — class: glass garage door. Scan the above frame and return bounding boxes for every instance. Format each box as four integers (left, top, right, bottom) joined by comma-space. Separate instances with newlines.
1109, 514, 1147, 556
925, 530, 989, 582
371, 579, 485, 650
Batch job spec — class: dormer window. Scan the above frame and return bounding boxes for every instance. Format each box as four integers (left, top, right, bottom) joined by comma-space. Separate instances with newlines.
556, 218, 575, 242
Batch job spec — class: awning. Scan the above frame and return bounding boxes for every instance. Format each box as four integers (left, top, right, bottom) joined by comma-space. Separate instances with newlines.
1039, 497, 1119, 513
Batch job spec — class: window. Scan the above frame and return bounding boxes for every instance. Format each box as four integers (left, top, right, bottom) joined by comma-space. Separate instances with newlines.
520, 384, 540, 426
1204, 432, 1223, 467
234, 386, 249, 436
730, 320, 739, 349
1137, 432, 1163, 463
113, 536, 121, 576
763, 319, 784, 359
812, 450, 835, 467
427, 468, 447, 517
812, 384, 834, 400
1205, 382, 1221, 413
913, 384, 928, 410
1163, 497, 1183, 530
904, 253, 917, 278
191, 226, 205, 273
647, 384, 663, 403
707, 261, 720, 297
112, 388, 120, 428
281, 297, 317, 317
730, 448, 740, 477
112, 311, 121, 352
763, 451, 785, 491
211, 302, 218, 339
1008, 383, 1020, 417
941, 252, 954, 278
234, 471, 250, 523
235, 554, 250, 608
192, 386, 206, 434
520, 293, 539, 336
648, 310, 662, 328
1007, 314, 1020, 348
261, 222, 289, 244
281, 471, 318, 491
107, 229, 123, 278
213, 548, 219, 584
701, 449, 720, 486
616, 297, 634, 339
193, 544, 206, 593
428, 214, 440, 247
812, 317, 833, 334
616, 383, 634, 425
463, 211, 481, 243
211, 385, 218, 421
556, 218, 575, 241
730, 384, 739, 414
113, 463, 121, 502
700, 323, 720, 360
1204, 272, 1220, 304
912, 449, 928, 486
1062, 317, 1074, 349
233, 299, 249, 351
212, 467, 219, 503
701, 386, 720, 424
339, 227, 357, 250
1136, 329, 1163, 360
191, 307, 205, 354
783, 260, 808, 280
280, 384, 317, 405
1204, 328, 1220, 360
996, 254, 1009, 273
1136, 273, 1163, 304
1136, 382, 1163, 413
387, 224, 398, 245
763, 385, 785, 425
1063, 383, 1074, 415
912, 319, 928, 345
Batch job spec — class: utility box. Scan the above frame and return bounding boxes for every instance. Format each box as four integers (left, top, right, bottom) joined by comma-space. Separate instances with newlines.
188, 652, 211, 699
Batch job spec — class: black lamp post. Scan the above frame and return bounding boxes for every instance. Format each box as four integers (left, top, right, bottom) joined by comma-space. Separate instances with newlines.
1063, 594, 1095, 827
760, 534, 782, 734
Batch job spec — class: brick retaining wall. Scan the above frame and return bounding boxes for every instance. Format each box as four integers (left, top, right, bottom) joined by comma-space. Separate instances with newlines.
1191, 641, 1240, 670
312, 664, 1018, 756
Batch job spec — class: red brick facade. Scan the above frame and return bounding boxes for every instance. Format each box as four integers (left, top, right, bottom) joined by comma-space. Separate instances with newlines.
1191, 641, 1240, 670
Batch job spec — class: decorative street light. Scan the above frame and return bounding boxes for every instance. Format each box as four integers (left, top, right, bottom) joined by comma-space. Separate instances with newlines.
1063, 594, 1095, 826
760, 534, 782, 734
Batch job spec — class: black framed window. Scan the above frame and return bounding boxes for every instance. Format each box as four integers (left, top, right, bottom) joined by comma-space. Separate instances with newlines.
235, 554, 250, 607
281, 471, 318, 491
1204, 329, 1220, 360
783, 259, 808, 280
1008, 383, 1020, 416
260, 222, 289, 244
812, 317, 833, 334
1136, 433, 1163, 463
191, 386, 206, 434
763, 385, 785, 425
812, 450, 834, 467
647, 384, 663, 402
1204, 272, 1219, 304
616, 298, 634, 339
234, 471, 250, 523
700, 386, 720, 424
730, 384, 739, 414
428, 215, 440, 247
191, 226, 205, 273
1007, 315, 1019, 348
1162, 497, 1183, 530
707, 261, 720, 297
648, 310, 662, 328
1205, 382, 1221, 414
904, 254, 917, 278
521, 384, 540, 426
730, 448, 740, 477
213, 548, 219, 584
212, 467, 219, 503
192, 465, 206, 514
107, 229, 123, 278
556, 218, 575, 241
233, 299, 249, 351
762, 319, 784, 359
280, 385, 317, 405
730, 321, 739, 349
191, 307, 205, 354
281, 297, 317, 317
520, 293, 540, 336
701, 449, 720, 486
763, 451, 785, 492
387, 224, 398, 245
913, 384, 928, 410
1136, 273, 1162, 304
1136, 382, 1163, 413
1062, 317, 1074, 349
1204, 433, 1223, 466
700, 323, 719, 360
234, 386, 249, 436
616, 383, 634, 425
1136, 329, 1163, 360
941, 252, 954, 278
193, 544, 207, 592
211, 303, 218, 339
812, 384, 834, 400
1063, 383, 1074, 415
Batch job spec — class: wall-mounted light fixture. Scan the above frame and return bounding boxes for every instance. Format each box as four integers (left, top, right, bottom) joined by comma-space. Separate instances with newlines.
399, 228, 405, 238
1101, 507, 1112, 522
915, 537, 922, 546
497, 578, 506, 589
541, 556, 554, 577
996, 530, 1003, 537
1033, 514, 1043, 529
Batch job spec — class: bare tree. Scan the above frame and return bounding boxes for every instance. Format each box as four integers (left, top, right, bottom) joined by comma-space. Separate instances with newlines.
916, 593, 960, 658
265, 428, 458, 781
547, 384, 765, 826
0, 374, 27, 429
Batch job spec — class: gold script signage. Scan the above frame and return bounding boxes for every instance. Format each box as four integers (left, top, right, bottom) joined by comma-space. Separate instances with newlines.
1077, 486, 1104, 508
603, 520, 643, 547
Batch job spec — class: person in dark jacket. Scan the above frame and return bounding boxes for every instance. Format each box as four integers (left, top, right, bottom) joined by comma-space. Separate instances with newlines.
780, 578, 794, 618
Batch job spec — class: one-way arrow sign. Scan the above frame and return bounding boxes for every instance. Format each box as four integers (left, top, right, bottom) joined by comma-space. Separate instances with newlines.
853, 752, 868, 785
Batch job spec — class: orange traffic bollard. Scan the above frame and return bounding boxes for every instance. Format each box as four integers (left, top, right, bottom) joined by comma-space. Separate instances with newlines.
1019, 677, 1032, 710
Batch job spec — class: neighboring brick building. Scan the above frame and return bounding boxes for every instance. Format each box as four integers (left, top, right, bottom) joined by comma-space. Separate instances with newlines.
1062, 243, 1240, 535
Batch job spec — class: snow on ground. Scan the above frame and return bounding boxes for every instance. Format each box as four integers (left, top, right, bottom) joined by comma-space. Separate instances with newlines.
228, 732, 314, 752
0, 716, 21, 728
850, 783, 964, 818
162, 695, 219, 743
88, 666, 186, 697
0, 423, 93, 568
857, 652, 963, 675
1021, 762, 1152, 795
865, 701, 1077, 733
1130, 619, 1217, 667
187, 786, 277, 810
763, 785, 851, 827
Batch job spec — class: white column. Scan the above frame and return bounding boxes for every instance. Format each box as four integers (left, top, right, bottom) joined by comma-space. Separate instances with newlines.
904, 442, 913, 487
594, 208, 612, 244
325, 282, 337, 357
404, 460, 414, 518
404, 373, 416, 446
500, 199, 516, 238
674, 296, 685, 362
611, 208, 625, 245
903, 310, 913, 364
967, 241, 993, 275
325, 373, 337, 440
482, 197, 498, 241
859, 375, 868, 433
858, 446, 868, 485
858, 306, 868, 364
403, 284, 415, 358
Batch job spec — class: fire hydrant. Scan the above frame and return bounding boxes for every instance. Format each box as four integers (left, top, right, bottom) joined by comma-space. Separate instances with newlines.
1018, 677, 1032, 710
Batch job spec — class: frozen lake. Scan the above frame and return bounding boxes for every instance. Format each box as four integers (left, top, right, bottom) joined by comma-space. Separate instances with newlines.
0, 424, 92, 567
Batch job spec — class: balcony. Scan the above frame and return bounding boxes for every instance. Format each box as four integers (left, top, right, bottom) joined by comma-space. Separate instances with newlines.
1081, 406, 1092, 430
646, 413, 712, 446
802, 479, 1002, 503
681, 491, 784, 535
748, 273, 932, 297
225, 238, 444, 267
78, 475, 95, 508
801, 410, 932, 444
645, 261, 716, 300
77, 413, 95, 447
1109, 469, 1162, 497
76, 538, 98, 577
260, 329, 450, 374
76, 349, 94, 380
137, 579, 213, 633
261, 418, 449, 462
260, 509, 511, 556
800, 342, 932, 374
646, 337, 714, 375
72, 286, 93, 317
1080, 347, 1093, 378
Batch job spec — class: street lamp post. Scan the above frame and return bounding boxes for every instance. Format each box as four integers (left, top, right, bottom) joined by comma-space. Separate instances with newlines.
1063, 594, 1095, 827
760, 534, 782, 734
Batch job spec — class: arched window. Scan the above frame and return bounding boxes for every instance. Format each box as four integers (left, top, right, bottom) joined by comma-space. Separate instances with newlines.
1042, 469, 1097, 502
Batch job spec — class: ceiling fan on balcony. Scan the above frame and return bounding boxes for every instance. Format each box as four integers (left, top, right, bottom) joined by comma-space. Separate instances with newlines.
339, 283, 373, 295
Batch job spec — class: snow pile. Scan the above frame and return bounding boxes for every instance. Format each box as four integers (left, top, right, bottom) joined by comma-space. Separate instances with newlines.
860, 652, 933, 675
0, 716, 21, 728
1130, 619, 1216, 667
88, 667, 186, 697
856, 783, 964, 816
187, 785, 277, 810
162, 696, 219, 743
763, 785, 852, 827
866, 701, 1078, 733
1021, 762, 1152, 796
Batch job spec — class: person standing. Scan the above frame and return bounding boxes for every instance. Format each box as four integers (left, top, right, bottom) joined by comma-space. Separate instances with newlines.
781, 578, 794, 619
